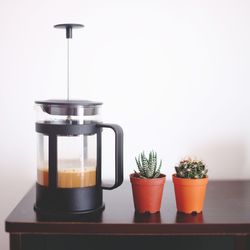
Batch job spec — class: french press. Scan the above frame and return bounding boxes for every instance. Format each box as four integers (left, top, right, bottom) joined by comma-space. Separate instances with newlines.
34, 24, 123, 217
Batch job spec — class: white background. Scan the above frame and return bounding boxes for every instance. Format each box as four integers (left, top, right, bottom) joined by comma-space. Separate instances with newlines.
1, 0, 250, 248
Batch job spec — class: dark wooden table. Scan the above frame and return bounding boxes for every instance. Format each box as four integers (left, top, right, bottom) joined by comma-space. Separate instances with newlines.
5, 181, 250, 250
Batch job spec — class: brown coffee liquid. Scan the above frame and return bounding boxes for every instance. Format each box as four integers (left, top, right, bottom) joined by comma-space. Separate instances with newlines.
37, 167, 96, 188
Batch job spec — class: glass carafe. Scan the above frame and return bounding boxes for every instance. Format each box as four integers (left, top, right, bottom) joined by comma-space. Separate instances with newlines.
36, 100, 102, 188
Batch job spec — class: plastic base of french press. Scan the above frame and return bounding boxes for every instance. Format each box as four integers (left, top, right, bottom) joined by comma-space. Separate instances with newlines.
34, 204, 105, 221
34, 183, 105, 221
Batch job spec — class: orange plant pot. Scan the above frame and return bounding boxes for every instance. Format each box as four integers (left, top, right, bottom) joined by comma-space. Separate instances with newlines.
172, 174, 208, 214
130, 173, 166, 214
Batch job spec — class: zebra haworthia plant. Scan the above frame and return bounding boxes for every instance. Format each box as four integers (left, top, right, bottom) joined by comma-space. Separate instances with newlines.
175, 158, 208, 179
135, 151, 162, 178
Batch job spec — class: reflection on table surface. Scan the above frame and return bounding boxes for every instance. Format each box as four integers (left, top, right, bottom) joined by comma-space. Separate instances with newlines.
175, 212, 204, 223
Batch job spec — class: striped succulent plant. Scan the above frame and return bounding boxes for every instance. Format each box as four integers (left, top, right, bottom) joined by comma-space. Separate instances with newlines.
175, 158, 208, 179
135, 151, 162, 178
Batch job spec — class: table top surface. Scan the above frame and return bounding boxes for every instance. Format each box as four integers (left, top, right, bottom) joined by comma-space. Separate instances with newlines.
5, 180, 250, 236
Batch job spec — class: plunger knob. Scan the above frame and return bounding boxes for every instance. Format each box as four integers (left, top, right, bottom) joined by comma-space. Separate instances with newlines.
54, 23, 84, 39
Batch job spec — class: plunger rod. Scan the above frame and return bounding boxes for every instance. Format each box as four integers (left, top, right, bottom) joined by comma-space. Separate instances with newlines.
54, 23, 84, 100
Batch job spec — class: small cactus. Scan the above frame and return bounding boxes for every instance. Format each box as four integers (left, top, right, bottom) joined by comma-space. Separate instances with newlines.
175, 157, 208, 179
135, 151, 162, 178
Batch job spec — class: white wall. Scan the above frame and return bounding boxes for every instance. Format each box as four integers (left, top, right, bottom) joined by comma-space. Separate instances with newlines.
1, 0, 250, 248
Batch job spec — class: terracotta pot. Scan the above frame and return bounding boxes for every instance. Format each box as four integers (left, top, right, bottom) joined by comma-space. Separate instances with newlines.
172, 174, 208, 214
130, 173, 166, 214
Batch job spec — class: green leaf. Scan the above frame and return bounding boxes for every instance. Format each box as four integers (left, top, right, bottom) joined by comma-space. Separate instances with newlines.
134, 150, 162, 179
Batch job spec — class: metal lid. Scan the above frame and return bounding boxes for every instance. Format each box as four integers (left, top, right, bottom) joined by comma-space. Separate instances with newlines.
35, 99, 102, 116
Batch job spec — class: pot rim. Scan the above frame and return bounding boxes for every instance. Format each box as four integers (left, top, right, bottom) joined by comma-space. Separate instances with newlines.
130, 173, 166, 185
172, 174, 208, 186
130, 173, 166, 179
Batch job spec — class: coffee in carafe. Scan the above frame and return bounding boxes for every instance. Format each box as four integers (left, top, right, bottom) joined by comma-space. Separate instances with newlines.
37, 166, 97, 188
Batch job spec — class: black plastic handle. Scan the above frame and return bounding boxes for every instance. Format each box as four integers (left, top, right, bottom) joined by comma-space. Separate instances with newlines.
97, 123, 123, 190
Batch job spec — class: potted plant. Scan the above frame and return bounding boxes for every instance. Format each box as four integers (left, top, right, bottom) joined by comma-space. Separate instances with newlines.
130, 151, 166, 214
172, 158, 208, 214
